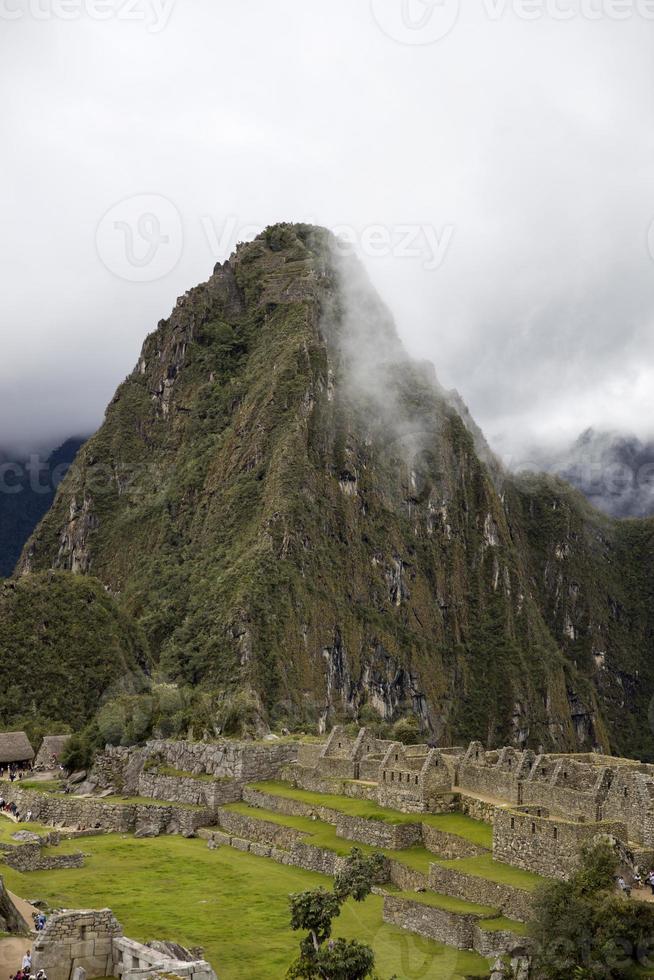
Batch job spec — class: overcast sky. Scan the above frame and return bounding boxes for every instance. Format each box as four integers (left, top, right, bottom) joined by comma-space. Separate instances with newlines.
2, 0, 654, 463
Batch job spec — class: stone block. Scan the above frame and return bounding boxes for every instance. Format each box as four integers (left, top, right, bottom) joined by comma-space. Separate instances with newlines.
70, 940, 95, 958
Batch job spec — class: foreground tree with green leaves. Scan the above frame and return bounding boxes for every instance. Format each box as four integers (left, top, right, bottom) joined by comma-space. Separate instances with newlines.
286, 848, 386, 980
530, 842, 654, 978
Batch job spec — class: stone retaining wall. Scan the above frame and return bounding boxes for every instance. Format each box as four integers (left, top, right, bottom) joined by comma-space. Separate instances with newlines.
473, 924, 529, 958
215, 809, 305, 850
428, 865, 534, 921
138, 772, 243, 808
243, 787, 423, 849
1, 785, 214, 837
335, 814, 422, 849
382, 895, 481, 949
93, 739, 298, 795
387, 860, 428, 892
2, 841, 85, 872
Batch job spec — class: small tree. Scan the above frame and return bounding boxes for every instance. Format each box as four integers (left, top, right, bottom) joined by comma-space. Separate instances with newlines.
287, 848, 385, 979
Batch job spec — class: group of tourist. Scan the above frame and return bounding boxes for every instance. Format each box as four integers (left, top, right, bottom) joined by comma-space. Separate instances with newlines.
9, 949, 47, 980
616, 869, 654, 898
0, 767, 29, 782
0, 798, 21, 819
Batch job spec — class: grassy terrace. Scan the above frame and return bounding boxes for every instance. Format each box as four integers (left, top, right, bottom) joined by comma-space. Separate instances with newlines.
478, 916, 529, 936
231, 800, 547, 893
0, 828, 490, 980
392, 889, 499, 917
434, 853, 544, 892
224, 802, 439, 873
249, 781, 493, 848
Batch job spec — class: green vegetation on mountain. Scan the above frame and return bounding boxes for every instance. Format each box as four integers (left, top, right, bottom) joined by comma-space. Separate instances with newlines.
10, 223, 654, 757
0, 571, 149, 735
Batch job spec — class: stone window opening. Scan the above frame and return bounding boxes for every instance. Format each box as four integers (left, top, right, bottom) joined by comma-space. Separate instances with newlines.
510, 817, 515, 830
531, 822, 536, 834
391, 772, 394, 782
553, 827, 558, 840
395, 754, 399, 762
382, 771, 386, 781
415, 776, 419, 786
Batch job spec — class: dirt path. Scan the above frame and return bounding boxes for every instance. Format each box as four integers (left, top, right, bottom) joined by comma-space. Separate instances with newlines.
0, 892, 37, 976
0, 936, 33, 976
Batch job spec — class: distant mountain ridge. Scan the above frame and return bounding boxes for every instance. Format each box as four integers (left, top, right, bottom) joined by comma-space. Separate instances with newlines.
529, 429, 654, 519
0, 437, 86, 577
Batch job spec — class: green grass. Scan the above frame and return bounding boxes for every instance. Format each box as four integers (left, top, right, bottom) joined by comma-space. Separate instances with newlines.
0, 814, 49, 844
249, 781, 492, 847
16, 780, 63, 793
393, 890, 499, 917
435, 852, 544, 892
0, 830, 491, 979
478, 916, 529, 935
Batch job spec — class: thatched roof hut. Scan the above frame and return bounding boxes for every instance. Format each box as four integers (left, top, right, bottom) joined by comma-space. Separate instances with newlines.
0, 731, 34, 766
34, 734, 71, 770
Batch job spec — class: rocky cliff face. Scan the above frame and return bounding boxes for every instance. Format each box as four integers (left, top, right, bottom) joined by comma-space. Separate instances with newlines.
16, 225, 654, 757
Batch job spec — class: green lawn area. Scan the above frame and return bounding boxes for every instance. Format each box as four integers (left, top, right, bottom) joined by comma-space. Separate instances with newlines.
394, 890, 499, 917
0, 814, 49, 844
478, 916, 529, 936
435, 852, 545, 892
0, 831, 491, 980
15, 780, 63, 793
249, 781, 492, 847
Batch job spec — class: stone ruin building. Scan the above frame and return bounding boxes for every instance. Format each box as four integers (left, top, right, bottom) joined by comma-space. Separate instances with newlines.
33, 908, 217, 980
289, 727, 654, 880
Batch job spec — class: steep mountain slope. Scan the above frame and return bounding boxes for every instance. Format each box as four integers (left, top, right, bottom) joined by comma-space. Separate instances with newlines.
16, 225, 654, 756
0, 438, 84, 577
